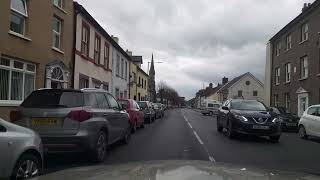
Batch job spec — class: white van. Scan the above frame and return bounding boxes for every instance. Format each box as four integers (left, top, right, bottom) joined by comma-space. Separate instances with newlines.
201, 100, 222, 116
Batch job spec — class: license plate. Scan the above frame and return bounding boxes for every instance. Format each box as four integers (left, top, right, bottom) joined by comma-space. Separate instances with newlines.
32, 118, 61, 126
286, 123, 297, 126
252, 125, 270, 130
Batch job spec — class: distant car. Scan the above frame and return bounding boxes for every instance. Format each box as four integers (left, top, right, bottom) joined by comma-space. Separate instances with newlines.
298, 105, 320, 139
118, 99, 145, 132
0, 118, 43, 180
217, 99, 281, 142
137, 101, 156, 123
270, 107, 299, 132
12, 88, 131, 163
154, 103, 165, 118
201, 102, 222, 116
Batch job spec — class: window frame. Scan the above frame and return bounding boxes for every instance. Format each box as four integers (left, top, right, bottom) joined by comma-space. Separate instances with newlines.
104, 42, 110, 69
301, 23, 309, 42
53, 0, 63, 9
286, 34, 292, 50
81, 21, 90, 57
11, 0, 28, 17
300, 56, 308, 79
116, 55, 120, 76
275, 67, 280, 85
94, 33, 101, 64
121, 58, 124, 78
285, 63, 291, 83
253, 91, 258, 97
276, 42, 281, 56
52, 16, 62, 49
237, 90, 243, 97
10, 0, 28, 35
0, 56, 36, 105
274, 94, 279, 107
285, 92, 290, 111
124, 61, 128, 80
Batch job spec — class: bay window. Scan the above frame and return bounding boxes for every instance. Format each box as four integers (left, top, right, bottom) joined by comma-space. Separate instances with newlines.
0, 57, 35, 104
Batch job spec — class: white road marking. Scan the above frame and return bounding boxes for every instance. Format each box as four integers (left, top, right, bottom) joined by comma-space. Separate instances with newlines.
181, 109, 216, 163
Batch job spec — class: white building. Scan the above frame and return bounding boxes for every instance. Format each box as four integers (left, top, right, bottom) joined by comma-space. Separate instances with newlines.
73, 3, 114, 91
216, 72, 264, 103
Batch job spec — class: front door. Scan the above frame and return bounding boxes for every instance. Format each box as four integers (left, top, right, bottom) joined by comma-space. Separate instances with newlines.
298, 93, 308, 117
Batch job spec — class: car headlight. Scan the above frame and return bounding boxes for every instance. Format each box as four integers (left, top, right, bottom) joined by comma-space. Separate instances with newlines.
272, 117, 282, 123
234, 115, 249, 122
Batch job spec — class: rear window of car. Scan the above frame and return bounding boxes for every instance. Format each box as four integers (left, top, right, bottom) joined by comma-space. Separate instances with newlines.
21, 90, 84, 108
137, 102, 147, 109
119, 100, 129, 109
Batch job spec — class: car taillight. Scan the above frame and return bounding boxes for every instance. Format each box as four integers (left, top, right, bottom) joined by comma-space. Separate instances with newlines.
10, 110, 21, 122
67, 110, 92, 122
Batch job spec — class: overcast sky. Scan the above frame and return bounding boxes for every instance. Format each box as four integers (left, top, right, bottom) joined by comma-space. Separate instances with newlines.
77, 0, 314, 99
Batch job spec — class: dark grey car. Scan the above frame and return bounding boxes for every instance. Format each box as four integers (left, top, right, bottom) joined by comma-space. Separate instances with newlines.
12, 88, 131, 163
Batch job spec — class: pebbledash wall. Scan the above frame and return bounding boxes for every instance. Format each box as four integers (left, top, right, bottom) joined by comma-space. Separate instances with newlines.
0, 0, 74, 121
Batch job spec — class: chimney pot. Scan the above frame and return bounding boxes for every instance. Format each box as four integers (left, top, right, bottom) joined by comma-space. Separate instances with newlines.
222, 77, 228, 85
111, 35, 119, 44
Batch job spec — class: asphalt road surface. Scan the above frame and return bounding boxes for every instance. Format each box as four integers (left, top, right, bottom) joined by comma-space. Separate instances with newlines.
45, 108, 320, 175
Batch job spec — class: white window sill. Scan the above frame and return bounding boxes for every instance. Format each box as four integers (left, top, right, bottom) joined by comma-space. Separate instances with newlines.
0, 100, 22, 107
299, 77, 308, 81
275, 83, 280, 86
284, 81, 291, 84
8, 31, 32, 41
52, 47, 65, 54
54, 5, 67, 14
299, 39, 308, 45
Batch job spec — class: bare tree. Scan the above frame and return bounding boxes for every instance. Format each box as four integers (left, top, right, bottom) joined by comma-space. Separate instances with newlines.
157, 81, 181, 106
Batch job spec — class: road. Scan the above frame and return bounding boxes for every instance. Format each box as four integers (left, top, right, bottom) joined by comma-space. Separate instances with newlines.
45, 108, 320, 175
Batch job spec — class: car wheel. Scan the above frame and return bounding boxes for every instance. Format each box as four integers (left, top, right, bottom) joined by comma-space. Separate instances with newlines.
226, 120, 235, 138
122, 127, 131, 144
11, 153, 41, 180
92, 131, 107, 163
299, 125, 308, 139
131, 121, 137, 133
269, 135, 280, 143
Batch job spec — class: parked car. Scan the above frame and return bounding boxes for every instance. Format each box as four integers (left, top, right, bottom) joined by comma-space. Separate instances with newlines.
270, 107, 299, 132
298, 105, 320, 139
12, 88, 131, 163
118, 99, 145, 132
137, 101, 156, 123
154, 103, 165, 118
217, 99, 281, 142
201, 101, 222, 116
0, 118, 43, 180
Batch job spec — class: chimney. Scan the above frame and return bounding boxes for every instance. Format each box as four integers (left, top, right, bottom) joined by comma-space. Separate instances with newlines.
302, 3, 309, 12
209, 83, 213, 88
126, 49, 132, 56
111, 35, 119, 44
222, 77, 228, 85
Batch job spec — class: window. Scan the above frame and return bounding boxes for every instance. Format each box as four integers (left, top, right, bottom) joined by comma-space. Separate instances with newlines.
132, 72, 136, 83
115, 88, 120, 99
253, 91, 258, 97
53, 0, 63, 9
276, 42, 281, 56
121, 59, 124, 78
275, 67, 280, 85
0, 57, 35, 103
245, 81, 250, 86
102, 83, 109, 91
104, 43, 109, 69
285, 93, 290, 111
116, 55, 120, 76
106, 94, 120, 110
124, 90, 127, 99
95, 93, 109, 109
81, 23, 90, 57
139, 77, 141, 86
145, 80, 147, 89
92, 79, 101, 89
237, 90, 242, 97
300, 56, 308, 79
53, 17, 62, 49
124, 61, 128, 80
142, 78, 144, 88
274, 94, 279, 107
301, 23, 309, 42
120, 92, 124, 99
285, 63, 291, 83
286, 34, 292, 50
22, 90, 84, 108
94, 35, 101, 64
10, 0, 28, 35
79, 76, 89, 89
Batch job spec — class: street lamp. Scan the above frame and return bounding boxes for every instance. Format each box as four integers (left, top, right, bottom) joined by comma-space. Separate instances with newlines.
147, 61, 163, 73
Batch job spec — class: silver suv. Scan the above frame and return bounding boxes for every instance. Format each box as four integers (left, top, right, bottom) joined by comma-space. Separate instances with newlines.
12, 88, 131, 163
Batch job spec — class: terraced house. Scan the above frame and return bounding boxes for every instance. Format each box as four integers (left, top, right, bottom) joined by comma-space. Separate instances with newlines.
0, 0, 74, 120
266, 1, 320, 116
129, 54, 149, 101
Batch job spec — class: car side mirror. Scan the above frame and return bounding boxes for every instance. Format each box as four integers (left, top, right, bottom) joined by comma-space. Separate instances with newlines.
221, 106, 229, 111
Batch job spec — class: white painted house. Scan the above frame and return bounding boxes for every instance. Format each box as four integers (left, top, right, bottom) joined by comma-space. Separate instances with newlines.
216, 72, 264, 103
73, 3, 113, 91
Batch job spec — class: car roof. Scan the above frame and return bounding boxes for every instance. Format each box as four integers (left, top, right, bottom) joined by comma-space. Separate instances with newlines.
35, 88, 112, 94
308, 105, 320, 108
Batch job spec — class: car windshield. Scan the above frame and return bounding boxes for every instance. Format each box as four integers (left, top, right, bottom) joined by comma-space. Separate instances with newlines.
231, 100, 267, 111
21, 90, 84, 108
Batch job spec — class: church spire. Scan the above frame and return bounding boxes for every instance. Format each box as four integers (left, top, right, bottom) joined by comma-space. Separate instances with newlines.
149, 53, 155, 75
148, 53, 156, 102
